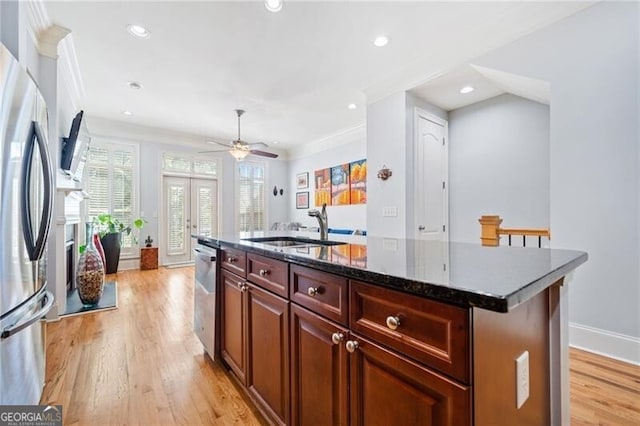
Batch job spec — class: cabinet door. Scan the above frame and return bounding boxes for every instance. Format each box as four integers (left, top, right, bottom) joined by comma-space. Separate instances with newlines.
291, 304, 349, 426
220, 269, 247, 384
349, 335, 470, 426
247, 284, 290, 426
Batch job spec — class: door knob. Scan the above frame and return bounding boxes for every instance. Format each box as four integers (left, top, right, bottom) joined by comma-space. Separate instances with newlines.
331, 332, 344, 345
418, 225, 425, 231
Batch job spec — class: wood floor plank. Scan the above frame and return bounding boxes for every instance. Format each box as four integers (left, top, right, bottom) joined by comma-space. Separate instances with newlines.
41, 266, 638, 425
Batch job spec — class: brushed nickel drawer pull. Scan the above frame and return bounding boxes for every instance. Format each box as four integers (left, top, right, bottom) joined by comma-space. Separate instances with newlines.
259, 269, 269, 277
331, 332, 344, 345
345, 340, 359, 353
307, 287, 319, 297
386, 315, 401, 330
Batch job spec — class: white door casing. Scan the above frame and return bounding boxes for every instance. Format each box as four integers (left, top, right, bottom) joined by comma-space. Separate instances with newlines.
414, 109, 449, 241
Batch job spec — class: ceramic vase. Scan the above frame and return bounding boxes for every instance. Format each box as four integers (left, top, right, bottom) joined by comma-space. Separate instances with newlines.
76, 222, 105, 306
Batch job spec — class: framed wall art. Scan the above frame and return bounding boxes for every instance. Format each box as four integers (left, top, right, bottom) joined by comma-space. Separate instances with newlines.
296, 191, 309, 209
296, 172, 309, 189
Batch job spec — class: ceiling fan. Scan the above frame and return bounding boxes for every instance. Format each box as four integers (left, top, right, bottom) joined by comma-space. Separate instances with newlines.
200, 109, 278, 160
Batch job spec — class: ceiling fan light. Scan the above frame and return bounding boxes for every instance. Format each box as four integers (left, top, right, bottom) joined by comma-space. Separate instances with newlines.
265, 0, 283, 13
230, 147, 250, 161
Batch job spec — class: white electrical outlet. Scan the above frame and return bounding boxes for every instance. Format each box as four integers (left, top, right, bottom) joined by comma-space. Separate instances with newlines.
382, 206, 398, 217
516, 351, 530, 409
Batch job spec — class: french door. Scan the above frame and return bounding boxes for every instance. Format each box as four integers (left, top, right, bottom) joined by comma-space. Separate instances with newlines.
163, 176, 218, 265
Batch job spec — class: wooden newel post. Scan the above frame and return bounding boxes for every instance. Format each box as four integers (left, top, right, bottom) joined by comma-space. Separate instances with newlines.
479, 215, 503, 247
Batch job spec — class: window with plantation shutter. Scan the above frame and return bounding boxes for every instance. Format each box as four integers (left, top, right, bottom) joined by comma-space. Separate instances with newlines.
237, 162, 265, 232
84, 141, 139, 257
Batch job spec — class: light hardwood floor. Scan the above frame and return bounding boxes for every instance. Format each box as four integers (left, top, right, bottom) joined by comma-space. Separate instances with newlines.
41, 267, 639, 425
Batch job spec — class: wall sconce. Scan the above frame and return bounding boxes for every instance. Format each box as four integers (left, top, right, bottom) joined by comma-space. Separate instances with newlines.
377, 165, 392, 181
273, 186, 285, 196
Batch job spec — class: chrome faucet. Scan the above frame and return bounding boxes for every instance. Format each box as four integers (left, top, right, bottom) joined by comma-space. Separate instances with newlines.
308, 203, 328, 240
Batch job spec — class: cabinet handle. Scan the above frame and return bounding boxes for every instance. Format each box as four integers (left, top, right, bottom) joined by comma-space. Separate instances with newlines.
237, 281, 248, 292
418, 225, 426, 231
386, 315, 401, 330
345, 340, 359, 353
331, 332, 344, 345
307, 287, 319, 297
259, 269, 269, 277
228, 256, 236, 263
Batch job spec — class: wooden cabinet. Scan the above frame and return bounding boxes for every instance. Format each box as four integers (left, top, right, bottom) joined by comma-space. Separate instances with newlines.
220, 246, 247, 277
290, 264, 349, 326
348, 335, 471, 426
220, 269, 248, 384
291, 304, 349, 426
350, 280, 470, 383
248, 253, 289, 297
218, 254, 472, 426
246, 284, 290, 425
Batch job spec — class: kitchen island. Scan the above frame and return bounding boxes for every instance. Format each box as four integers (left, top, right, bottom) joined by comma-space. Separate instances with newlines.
196, 231, 587, 426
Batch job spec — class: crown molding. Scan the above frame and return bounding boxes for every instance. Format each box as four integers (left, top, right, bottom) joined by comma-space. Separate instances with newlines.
288, 123, 366, 160
25, 0, 50, 45
37, 24, 70, 59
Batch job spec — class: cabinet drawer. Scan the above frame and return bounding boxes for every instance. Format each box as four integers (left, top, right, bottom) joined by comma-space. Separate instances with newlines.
290, 265, 348, 326
350, 280, 470, 383
220, 247, 247, 277
247, 253, 289, 297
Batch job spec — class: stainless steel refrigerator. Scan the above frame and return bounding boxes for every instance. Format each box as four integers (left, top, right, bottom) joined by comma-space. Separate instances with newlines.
0, 44, 55, 405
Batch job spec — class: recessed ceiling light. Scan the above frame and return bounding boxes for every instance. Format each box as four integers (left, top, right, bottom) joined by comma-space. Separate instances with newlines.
265, 0, 283, 13
347, 103, 357, 110
373, 35, 390, 47
127, 81, 143, 90
460, 86, 475, 94
127, 24, 150, 39
123, 111, 133, 116
272, 141, 279, 145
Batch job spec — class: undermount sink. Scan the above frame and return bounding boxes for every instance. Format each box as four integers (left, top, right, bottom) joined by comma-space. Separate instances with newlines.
242, 236, 346, 248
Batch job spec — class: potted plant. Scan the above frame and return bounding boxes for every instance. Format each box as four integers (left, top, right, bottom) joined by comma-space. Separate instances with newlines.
93, 213, 146, 274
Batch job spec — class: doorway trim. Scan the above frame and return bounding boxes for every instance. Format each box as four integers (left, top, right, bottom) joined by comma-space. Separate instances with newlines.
413, 107, 449, 241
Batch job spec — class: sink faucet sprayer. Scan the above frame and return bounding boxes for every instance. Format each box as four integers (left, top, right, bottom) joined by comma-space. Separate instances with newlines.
308, 203, 328, 241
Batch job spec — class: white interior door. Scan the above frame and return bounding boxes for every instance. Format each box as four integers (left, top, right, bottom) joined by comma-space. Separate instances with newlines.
163, 176, 218, 264
415, 110, 449, 241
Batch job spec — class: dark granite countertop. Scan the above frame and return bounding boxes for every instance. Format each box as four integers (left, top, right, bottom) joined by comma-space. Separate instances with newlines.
194, 231, 587, 313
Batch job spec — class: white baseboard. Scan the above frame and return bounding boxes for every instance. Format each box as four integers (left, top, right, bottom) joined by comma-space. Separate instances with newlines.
569, 322, 640, 365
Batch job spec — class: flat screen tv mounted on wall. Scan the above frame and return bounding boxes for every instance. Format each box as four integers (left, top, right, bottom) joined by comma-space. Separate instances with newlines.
60, 110, 91, 181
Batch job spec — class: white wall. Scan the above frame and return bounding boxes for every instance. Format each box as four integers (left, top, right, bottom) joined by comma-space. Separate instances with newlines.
367, 91, 447, 238
87, 118, 287, 258
475, 2, 639, 361
449, 94, 550, 243
288, 126, 366, 231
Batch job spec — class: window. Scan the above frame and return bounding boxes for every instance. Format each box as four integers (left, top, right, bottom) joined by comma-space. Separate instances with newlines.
237, 162, 265, 232
84, 141, 139, 256
162, 152, 218, 178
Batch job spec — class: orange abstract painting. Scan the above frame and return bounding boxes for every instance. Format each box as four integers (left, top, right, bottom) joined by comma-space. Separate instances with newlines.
314, 168, 331, 207
331, 164, 350, 205
349, 159, 367, 204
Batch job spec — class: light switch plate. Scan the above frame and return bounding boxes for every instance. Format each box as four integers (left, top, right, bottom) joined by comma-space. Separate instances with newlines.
516, 351, 530, 409
382, 206, 398, 217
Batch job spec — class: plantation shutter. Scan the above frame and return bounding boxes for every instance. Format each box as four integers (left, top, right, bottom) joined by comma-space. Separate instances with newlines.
238, 162, 265, 232
85, 142, 138, 256
167, 181, 186, 254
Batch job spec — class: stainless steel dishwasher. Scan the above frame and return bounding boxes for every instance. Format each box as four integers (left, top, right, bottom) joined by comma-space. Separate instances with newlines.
193, 244, 216, 358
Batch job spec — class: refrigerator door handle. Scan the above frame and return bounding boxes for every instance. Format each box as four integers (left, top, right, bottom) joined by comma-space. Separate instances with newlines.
32, 121, 53, 261
1, 290, 54, 339
19, 121, 53, 261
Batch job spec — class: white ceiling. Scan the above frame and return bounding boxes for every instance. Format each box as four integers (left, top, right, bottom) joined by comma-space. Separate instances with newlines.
44, 1, 592, 152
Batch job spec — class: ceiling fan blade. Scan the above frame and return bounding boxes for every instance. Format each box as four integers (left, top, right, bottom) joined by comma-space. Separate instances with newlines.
198, 149, 230, 154
246, 142, 268, 148
250, 150, 278, 159
207, 140, 232, 148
